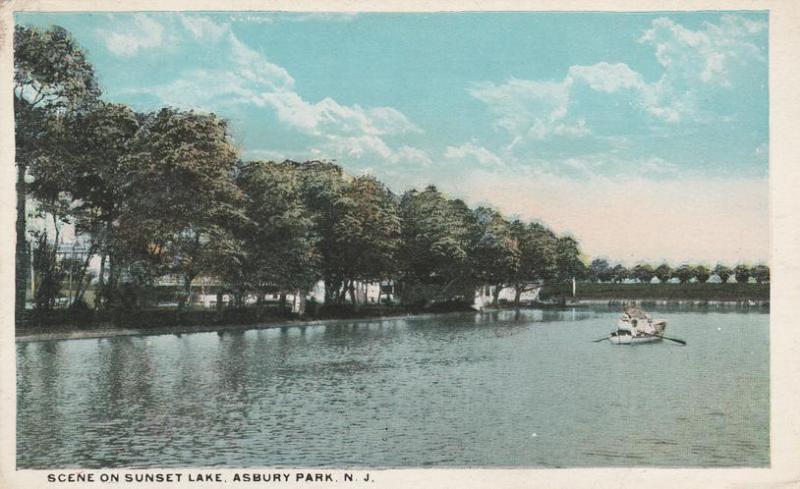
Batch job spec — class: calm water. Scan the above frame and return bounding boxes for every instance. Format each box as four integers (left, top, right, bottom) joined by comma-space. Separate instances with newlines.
16, 308, 769, 468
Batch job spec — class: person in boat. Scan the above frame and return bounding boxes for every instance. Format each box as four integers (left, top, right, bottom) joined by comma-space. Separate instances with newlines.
620, 306, 655, 336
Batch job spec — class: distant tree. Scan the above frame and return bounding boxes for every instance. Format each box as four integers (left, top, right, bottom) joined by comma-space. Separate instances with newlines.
555, 236, 586, 283
589, 258, 612, 283
694, 265, 711, 283
751, 264, 770, 284
631, 264, 655, 283
654, 263, 672, 283
714, 264, 733, 283
673, 264, 695, 284
611, 264, 629, 283
734, 264, 752, 284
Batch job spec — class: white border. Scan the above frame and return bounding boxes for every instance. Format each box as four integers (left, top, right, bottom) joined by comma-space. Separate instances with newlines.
1, 2, 798, 488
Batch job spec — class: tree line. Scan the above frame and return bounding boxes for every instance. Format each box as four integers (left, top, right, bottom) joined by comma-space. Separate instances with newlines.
586, 259, 770, 285
14, 24, 586, 320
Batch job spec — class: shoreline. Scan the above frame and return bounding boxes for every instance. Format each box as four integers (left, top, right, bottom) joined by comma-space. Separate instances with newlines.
15, 299, 769, 343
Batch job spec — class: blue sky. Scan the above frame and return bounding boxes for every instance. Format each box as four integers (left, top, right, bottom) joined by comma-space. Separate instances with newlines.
16, 11, 769, 264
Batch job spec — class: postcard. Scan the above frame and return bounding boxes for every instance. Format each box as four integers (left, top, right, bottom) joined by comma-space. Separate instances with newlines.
1, 2, 799, 488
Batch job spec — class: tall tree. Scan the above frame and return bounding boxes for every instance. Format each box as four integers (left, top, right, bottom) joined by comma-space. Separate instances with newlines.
470, 207, 520, 304
33, 102, 143, 308
13, 24, 99, 318
330, 175, 402, 304
235, 161, 320, 312
508, 221, 557, 306
117, 108, 242, 314
398, 186, 475, 304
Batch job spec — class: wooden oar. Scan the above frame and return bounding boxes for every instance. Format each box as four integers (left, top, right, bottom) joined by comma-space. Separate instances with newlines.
639, 331, 687, 345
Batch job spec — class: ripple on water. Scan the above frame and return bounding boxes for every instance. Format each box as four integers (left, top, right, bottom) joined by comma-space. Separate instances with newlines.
16, 309, 769, 468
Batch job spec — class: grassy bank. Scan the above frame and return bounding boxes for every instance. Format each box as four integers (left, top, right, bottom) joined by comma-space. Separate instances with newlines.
554, 282, 770, 302
15, 300, 475, 339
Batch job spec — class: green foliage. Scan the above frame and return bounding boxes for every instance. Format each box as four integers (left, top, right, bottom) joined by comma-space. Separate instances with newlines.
235, 161, 321, 293
589, 258, 612, 283
714, 264, 733, 283
673, 264, 695, 283
694, 265, 711, 283
399, 186, 475, 285
470, 207, 520, 286
734, 264, 752, 284
751, 264, 770, 284
654, 264, 672, 283
611, 264, 629, 283
631, 264, 655, 283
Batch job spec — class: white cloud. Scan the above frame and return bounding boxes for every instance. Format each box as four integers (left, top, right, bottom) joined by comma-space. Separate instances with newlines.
180, 15, 230, 42
126, 15, 418, 160
98, 14, 165, 57
445, 143, 505, 168
470, 15, 767, 140
567, 62, 645, 93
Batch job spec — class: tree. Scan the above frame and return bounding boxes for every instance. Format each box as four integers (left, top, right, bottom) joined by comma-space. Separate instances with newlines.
611, 264, 629, 283
654, 263, 672, 283
751, 264, 770, 284
33, 102, 143, 309
117, 108, 242, 315
714, 264, 733, 283
234, 161, 320, 313
330, 175, 402, 305
398, 186, 475, 304
589, 258, 612, 283
508, 221, 557, 306
734, 264, 751, 284
555, 236, 586, 299
694, 265, 711, 283
631, 264, 655, 283
14, 24, 100, 318
673, 264, 695, 284
470, 207, 520, 304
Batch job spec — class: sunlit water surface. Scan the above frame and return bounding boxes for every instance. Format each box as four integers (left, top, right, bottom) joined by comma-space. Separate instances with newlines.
17, 307, 769, 468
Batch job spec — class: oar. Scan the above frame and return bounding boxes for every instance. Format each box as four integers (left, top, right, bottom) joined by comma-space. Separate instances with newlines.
640, 331, 687, 345
592, 336, 610, 343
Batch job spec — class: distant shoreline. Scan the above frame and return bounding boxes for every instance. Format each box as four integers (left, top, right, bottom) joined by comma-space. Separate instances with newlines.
16, 294, 769, 344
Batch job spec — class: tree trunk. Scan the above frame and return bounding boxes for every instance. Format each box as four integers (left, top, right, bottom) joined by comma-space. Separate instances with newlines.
514, 285, 523, 307
492, 284, 502, 306
279, 292, 287, 313
294, 289, 307, 316
348, 281, 357, 305
15, 162, 28, 322
216, 290, 224, 322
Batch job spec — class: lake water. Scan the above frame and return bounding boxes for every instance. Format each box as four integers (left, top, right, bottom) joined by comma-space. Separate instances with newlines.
16, 307, 769, 468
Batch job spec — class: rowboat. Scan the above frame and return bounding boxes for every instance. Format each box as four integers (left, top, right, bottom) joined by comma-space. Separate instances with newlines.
608, 329, 662, 344
604, 306, 669, 345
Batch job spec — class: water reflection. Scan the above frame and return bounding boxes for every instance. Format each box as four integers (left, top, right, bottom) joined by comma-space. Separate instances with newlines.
17, 308, 769, 468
